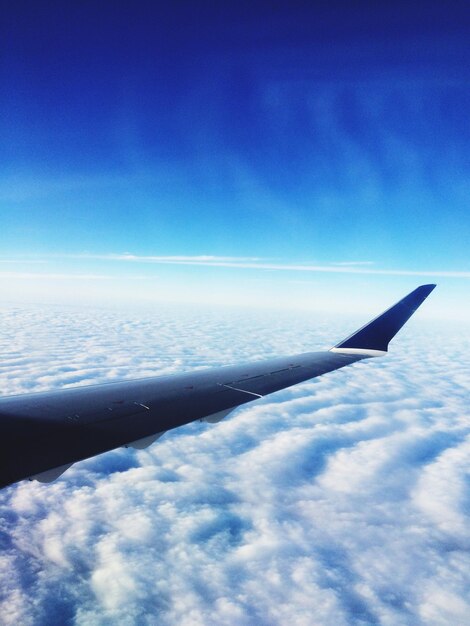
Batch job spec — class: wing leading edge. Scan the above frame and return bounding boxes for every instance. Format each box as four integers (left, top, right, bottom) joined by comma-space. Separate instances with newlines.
0, 285, 435, 489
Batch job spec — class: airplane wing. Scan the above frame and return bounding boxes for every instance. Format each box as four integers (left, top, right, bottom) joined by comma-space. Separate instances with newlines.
0, 284, 436, 489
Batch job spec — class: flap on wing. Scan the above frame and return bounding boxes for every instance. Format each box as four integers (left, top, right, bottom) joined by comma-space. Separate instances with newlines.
31, 462, 73, 483
125, 431, 166, 449
200, 408, 233, 423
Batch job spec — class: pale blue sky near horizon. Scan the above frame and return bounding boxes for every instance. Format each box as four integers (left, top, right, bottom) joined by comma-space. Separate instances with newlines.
1, 3, 470, 319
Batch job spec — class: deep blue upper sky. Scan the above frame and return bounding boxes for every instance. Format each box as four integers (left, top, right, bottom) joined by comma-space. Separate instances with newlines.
1, 2, 470, 314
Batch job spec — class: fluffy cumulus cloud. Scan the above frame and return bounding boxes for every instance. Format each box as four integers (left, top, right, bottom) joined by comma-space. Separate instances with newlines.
0, 303, 469, 625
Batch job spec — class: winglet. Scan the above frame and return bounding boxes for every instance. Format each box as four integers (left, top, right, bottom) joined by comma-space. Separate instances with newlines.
330, 284, 436, 356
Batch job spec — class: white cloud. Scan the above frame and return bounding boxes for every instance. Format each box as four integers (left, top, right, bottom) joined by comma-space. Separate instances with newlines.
0, 272, 115, 281
4, 253, 470, 279
0, 303, 469, 625
58, 253, 470, 278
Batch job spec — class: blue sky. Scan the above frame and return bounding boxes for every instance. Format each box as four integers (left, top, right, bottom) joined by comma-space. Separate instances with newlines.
1, 2, 470, 316
2, 6, 470, 623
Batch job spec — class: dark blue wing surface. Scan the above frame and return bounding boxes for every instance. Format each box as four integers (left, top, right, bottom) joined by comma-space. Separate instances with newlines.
0, 285, 436, 488
334, 284, 436, 352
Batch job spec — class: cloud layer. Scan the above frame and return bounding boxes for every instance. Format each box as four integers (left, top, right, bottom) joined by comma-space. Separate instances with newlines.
0, 303, 469, 625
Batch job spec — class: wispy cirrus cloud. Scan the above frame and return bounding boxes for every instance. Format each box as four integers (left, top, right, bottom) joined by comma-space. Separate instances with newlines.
4, 253, 470, 279
56, 253, 470, 279
330, 261, 375, 266
0, 272, 115, 281
0, 260, 48, 264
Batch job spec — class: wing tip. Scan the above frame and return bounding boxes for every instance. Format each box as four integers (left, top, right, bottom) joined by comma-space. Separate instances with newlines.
416, 283, 437, 294
333, 283, 436, 353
